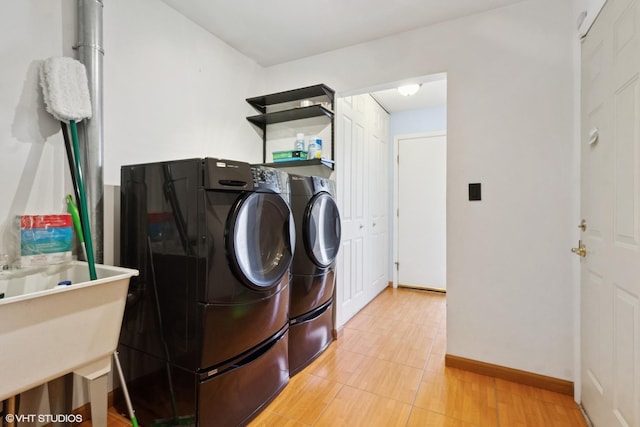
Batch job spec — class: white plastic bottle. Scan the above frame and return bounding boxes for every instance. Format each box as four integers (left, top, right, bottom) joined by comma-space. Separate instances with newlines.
295, 133, 305, 151
307, 139, 317, 159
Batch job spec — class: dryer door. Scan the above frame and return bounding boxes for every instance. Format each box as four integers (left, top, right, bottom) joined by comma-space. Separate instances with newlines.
304, 192, 341, 268
227, 192, 293, 289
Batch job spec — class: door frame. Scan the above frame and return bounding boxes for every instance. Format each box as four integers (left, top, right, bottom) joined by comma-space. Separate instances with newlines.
392, 130, 447, 288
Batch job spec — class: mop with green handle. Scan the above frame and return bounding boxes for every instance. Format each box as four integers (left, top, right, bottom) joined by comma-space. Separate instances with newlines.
39, 56, 96, 280
40, 56, 140, 427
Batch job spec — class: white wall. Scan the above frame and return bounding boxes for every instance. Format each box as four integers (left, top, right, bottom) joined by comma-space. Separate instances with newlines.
103, 0, 265, 185
0, 1, 75, 256
0, 0, 265, 258
264, 0, 578, 382
390, 105, 447, 136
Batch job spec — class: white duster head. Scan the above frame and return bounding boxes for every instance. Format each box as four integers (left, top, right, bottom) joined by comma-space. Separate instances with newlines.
40, 57, 92, 123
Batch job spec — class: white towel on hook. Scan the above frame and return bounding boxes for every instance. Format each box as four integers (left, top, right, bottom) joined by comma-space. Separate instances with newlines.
40, 56, 92, 123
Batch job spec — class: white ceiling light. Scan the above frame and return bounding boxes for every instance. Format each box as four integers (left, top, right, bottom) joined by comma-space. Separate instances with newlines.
397, 84, 421, 96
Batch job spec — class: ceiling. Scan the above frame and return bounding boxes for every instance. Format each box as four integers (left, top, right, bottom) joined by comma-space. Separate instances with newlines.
160, 0, 527, 67
159, 0, 526, 111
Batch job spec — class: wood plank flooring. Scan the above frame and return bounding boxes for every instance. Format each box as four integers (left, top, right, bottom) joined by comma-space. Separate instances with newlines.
95, 288, 587, 426
250, 288, 587, 427
78, 408, 132, 427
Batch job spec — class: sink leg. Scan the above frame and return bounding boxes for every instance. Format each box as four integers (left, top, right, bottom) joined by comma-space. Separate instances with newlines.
87, 374, 108, 427
5, 396, 16, 427
74, 357, 111, 427
48, 373, 73, 426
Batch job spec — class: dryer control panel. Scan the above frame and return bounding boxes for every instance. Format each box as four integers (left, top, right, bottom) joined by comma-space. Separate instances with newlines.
312, 176, 336, 197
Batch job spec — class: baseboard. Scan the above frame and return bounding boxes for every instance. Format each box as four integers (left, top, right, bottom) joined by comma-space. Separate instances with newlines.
445, 354, 574, 396
398, 284, 446, 293
333, 326, 343, 340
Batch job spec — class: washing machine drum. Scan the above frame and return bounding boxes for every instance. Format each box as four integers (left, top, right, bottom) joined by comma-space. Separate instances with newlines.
304, 192, 341, 268
227, 192, 294, 289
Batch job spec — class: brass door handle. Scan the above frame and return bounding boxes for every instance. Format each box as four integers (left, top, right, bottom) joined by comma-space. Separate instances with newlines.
571, 240, 587, 257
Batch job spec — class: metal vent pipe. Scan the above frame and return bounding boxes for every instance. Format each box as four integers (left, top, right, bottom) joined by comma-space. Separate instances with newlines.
77, 0, 104, 263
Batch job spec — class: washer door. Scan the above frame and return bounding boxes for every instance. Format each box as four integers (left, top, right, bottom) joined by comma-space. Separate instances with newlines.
227, 192, 294, 289
304, 192, 341, 268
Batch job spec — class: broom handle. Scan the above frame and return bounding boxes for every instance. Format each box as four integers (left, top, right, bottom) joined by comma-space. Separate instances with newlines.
113, 351, 139, 427
61, 123, 82, 216
69, 120, 97, 280
62, 124, 89, 261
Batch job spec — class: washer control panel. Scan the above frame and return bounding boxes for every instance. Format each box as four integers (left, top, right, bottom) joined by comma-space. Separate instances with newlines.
251, 165, 286, 194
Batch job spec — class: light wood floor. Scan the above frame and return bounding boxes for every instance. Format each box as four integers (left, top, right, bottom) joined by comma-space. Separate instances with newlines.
249, 288, 587, 427
79, 408, 132, 427
97, 287, 587, 426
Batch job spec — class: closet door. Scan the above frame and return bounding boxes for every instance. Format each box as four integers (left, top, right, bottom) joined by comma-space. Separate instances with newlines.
367, 97, 389, 299
336, 95, 368, 327
335, 94, 389, 328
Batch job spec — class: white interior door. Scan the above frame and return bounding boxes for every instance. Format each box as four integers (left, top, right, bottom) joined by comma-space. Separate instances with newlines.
367, 98, 389, 298
396, 133, 446, 290
335, 94, 390, 327
580, 0, 640, 425
335, 95, 368, 326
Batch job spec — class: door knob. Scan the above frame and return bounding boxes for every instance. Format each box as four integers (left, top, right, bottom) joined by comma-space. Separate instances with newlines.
571, 240, 587, 257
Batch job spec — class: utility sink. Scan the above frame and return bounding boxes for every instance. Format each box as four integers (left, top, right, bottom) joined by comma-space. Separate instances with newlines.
0, 261, 137, 425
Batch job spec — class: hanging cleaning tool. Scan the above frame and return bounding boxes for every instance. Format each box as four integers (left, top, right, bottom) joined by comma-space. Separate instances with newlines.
40, 57, 96, 280
66, 194, 88, 261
